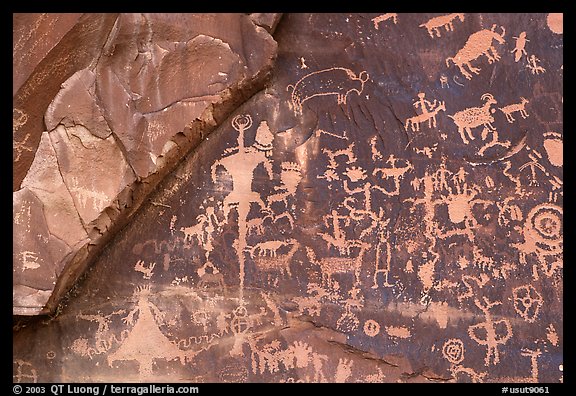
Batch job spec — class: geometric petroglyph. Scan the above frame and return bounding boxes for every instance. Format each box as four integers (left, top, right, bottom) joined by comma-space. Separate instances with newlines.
513, 285, 543, 323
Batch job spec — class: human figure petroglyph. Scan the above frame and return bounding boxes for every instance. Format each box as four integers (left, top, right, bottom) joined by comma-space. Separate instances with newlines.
180, 205, 223, 262
467, 296, 512, 366
211, 114, 274, 302
448, 93, 498, 144
266, 161, 302, 229
372, 237, 395, 289
405, 92, 444, 132
496, 196, 523, 227
287, 68, 369, 115
413, 92, 436, 115
526, 55, 546, 75
512, 203, 562, 279
492, 348, 542, 383
420, 13, 465, 38
319, 209, 362, 255
134, 259, 155, 280
372, 13, 398, 29
511, 32, 529, 62
499, 97, 529, 123
446, 25, 506, 80
405, 101, 446, 132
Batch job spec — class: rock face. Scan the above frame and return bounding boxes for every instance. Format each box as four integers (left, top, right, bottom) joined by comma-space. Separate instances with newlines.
13, 13, 279, 315
14, 13, 562, 383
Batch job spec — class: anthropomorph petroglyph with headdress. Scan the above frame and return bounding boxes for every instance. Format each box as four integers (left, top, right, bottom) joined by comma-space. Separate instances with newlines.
211, 115, 274, 302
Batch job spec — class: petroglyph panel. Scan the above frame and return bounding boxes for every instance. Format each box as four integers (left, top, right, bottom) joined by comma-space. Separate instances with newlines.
14, 13, 562, 383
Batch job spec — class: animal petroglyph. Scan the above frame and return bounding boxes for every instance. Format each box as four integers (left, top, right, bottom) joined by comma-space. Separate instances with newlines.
511, 32, 529, 62
306, 244, 369, 286
477, 128, 511, 156
467, 296, 512, 366
249, 239, 298, 259
440, 74, 450, 88
446, 25, 506, 80
526, 55, 546, 75
499, 97, 529, 123
420, 13, 465, 38
448, 93, 498, 144
73, 310, 128, 358
372, 13, 397, 29
287, 68, 369, 115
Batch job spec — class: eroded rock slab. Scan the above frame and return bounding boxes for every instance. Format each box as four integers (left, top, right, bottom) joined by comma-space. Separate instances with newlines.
13, 13, 280, 315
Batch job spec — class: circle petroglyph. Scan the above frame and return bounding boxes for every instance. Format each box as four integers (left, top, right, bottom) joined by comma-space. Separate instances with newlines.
363, 319, 381, 337
442, 339, 465, 365
547, 13, 563, 34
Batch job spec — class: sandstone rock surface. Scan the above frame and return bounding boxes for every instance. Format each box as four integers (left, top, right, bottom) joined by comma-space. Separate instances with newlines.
14, 13, 562, 384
